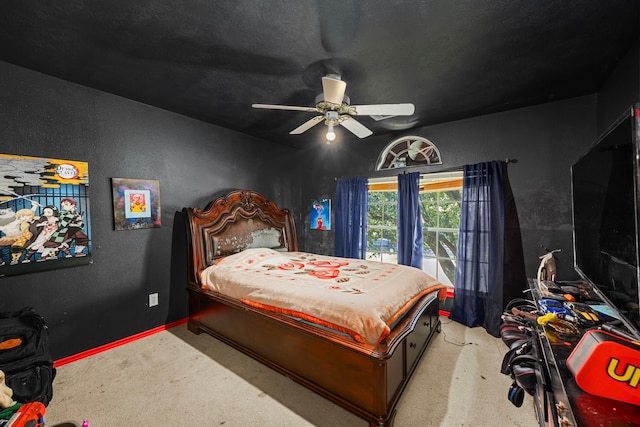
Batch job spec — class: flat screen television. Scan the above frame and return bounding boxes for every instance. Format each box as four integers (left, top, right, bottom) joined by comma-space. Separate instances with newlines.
571, 104, 640, 336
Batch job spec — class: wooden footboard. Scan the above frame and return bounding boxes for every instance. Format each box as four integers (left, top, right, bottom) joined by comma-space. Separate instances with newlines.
187, 287, 440, 427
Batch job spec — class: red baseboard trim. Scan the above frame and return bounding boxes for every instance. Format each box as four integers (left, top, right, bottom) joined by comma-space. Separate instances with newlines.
53, 298, 455, 368
53, 317, 188, 368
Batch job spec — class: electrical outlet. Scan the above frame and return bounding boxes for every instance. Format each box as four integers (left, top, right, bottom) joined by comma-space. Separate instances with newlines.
149, 293, 159, 307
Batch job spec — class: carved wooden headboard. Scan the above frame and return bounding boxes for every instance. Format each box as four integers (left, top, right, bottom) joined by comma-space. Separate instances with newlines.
184, 190, 298, 287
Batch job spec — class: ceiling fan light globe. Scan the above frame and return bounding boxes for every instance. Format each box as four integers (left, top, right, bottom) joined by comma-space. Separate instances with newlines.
326, 121, 336, 141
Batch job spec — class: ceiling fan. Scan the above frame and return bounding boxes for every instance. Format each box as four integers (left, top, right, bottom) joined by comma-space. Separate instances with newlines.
252, 74, 415, 140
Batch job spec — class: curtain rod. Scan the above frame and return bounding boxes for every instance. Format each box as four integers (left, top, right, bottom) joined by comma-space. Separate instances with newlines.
334, 158, 517, 181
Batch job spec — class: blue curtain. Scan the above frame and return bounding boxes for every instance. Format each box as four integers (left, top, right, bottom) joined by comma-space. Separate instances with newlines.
335, 177, 368, 259
449, 161, 509, 336
398, 172, 423, 268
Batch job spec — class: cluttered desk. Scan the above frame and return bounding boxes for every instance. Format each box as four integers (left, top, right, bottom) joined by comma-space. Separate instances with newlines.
502, 276, 640, 426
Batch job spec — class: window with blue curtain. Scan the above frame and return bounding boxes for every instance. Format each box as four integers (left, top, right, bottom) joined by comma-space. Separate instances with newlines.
368, 172, 462, 284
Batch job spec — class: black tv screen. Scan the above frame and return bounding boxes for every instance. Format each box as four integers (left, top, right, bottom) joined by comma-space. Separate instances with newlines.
571, 105, 640, 331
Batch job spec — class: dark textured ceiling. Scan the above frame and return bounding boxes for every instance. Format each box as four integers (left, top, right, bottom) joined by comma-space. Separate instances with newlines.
0, 1, 637, 146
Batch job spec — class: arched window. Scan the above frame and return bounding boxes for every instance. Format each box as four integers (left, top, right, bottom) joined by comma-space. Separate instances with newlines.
376, 136, 442, 170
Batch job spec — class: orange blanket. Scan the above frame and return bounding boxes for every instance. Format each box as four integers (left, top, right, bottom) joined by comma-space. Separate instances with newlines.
200, 248, 446, 345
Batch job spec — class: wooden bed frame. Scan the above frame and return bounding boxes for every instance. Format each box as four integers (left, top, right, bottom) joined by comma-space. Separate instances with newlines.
184, 190, 441, 427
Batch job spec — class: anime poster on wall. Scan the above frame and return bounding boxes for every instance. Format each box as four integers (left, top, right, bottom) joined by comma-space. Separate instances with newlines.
111, 178, 161, 231
310, 199, 331, 230
0, 153, 92, 277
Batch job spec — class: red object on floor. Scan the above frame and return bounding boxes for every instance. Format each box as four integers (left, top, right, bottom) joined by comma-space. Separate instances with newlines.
439, 287, 455, 317
5, 402, 46, 427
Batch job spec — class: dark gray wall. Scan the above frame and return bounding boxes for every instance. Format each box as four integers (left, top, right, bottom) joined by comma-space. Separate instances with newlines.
0, 61, 300, 360
597, 40, 640, 135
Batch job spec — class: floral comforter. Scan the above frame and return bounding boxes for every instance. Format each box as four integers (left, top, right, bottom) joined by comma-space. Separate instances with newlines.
200, 248, 446, 345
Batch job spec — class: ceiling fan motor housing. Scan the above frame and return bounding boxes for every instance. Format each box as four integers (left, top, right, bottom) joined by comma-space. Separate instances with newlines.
314, 94, 351, 113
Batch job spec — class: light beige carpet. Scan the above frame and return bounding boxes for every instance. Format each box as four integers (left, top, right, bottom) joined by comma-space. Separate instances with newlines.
44, 317, 538, 426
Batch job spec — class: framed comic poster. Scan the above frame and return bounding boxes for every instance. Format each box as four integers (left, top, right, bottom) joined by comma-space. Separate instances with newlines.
0, 153, 92, 277
310, 199, 331, 230
111, 178, 161, 230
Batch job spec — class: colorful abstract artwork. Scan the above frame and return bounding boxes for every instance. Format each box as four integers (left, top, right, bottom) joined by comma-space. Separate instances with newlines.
0, 153, 92, 277
310, 199, 331, 230
111, 178, 161, 231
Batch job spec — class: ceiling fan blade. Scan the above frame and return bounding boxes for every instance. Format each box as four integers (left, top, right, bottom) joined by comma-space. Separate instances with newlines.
290, 116, 324, 134
252, 103, 318, 113
340, 116, 373, 138
350, 103, 415, 116
322, 76, 347, 104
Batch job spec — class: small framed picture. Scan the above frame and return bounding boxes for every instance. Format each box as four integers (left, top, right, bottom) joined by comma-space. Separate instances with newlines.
111, 178, 161, 230
310, 199, 331, 230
